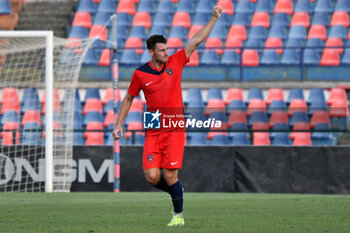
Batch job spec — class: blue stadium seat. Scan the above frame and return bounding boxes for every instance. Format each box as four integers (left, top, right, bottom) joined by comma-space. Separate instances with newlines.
73, 133, 85, 145
246, 88, 264, 104
149, 25, 168, 37
229, 123, 249, 142
227, 100, 246, 112
120, 50, 140, 65
290, 112, 309, 127
206, 88, 223, 103
187, 132, 207, 145
335, 0, 350, 12
114, 13, 131, 27
268, 25, 287, 39
21, 88, 40, 113
255, 0, 273, 13
157, 0, 176, 13
0, 0, 11, 14
82, 49, 99, 66
134, 133, 145, 145
285, 38, 303, 48
271, 13, 289, 27
314, 0, 333, 13
84, 88, 101, 102
281, 49, 300, 65
235, 0, 254, 14
23, 122, 41, 130
74, 113, 83, 130
288, 26, 307, 40
169, 26, 188, 40
307, 88, 326, 106
153, 12, 172, 27
305, 38, 324, 53
272, 133, 291, 145
97, 0, 116, 14
248, 26, 267, 40
232, 13, 251, 26
231, 134, 251, 145
245, 38, 264, 48
270, 123, 289, 138
260, 50, 279, 65
193, 12, 211, 25
221, 50, 240, 66
286, 88, 305, 105
216, 13, 231, 27
129, 26, 147, 40
124, 111, 142, 126
140, 50, 151, 64
268, 100, 287, 114
104, 100, 114, 114
295, 0, 314, 13
341, 49, 350, 65
1, 111, 19, 125
329, 26, 348, 39
211, 135, 229, 145
185, 88, 203, 105
311, 123, 335, 145
177, 0, 195, 13
248, 112, 268, 127
137, 0, 155, 13
200, 51, 220, 65
69, 26, 88, 38
77, 0, 96, 14
309, 100, 327, 115
62, 89, 82, 114
209, 24, 227, 40
303, 49, 320, 65
209, 111, 227, 124
22, 132, 43, 145
84, 111, 103, 126
312, 12, 329, 26
196, 0, 214, 14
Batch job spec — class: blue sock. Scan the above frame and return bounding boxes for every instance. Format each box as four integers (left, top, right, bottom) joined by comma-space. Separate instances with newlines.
155, 175, 170, 194
168, 181, 183, 214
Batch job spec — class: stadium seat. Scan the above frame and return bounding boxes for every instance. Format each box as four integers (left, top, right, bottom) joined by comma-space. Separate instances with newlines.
290, 112, 309, 127
117, 0, 136, 15
245, 38, 263, 49
104, 111, 114, 127
271, 13, 289, 27
274, 0, 293, 15
310, 111, 330, 128
253, 132, 271, 146
210, 135, 229, 145
124, 38, 143, 55
265, 38, 283, 55
269, 111, 289, 128
41, 90, 62, 115
1, 111, 19, 125
270, 122, 289, 138
177, 0, 195, 13
246, 88, 264, 104
303, 49, 321, 65
108, 13, 130, 27
221, 50, 240, 65
22, 132, 43, 145
327, 88, 347, 106
1, 131, 20, 145
309, 101, 327, 115
1, 88, 20, 114
295, 0, 313, 13
227, 100, 246, 113
290, 12, 310, 28
205, 38, 223, 55
196, 0, 214, 14
72, 12, 92, 29
77, 0, 96, 14
149, 25, 168, 39
260, 50, 279, 65
97, 0, 116, 14
228, 111, 247, 128
185, 50, 199, 66
83, 98, 103, 115
21, 88, 40, 114
292, 132, 312, 146
305, 38, 323, 53
205, 99, 225, 116
235, 0, 254, 14
209, 24, 227, 40
172, 12, 191, 28
188, 25, 203, 40
280, 49, 300, 65
216, 13, 231, 27
84, 132, 104, 145
227, 25, 247, 42
82, 49, 99, 66
308, 25, 327, 41
255, 0, 273, 13
268, 100, 287, 114
312, 12, 329, 26
225, 88, 243, 105
217, 0, 234, 15
247, 99, 266, 116
129, 99, 144, 113
330, 11, 349, 27
153, 13, 172, 27
335, 0, 350, 12
342, 49, 350, 64
266, 88, 284, 105
286, 88, 305, 105
129, 26, 147, 40
192, 12, 211, 26
329, 98, 349, 118
248, 112, 269, 129
132, 12, 151, 28
288, 26, 307, 40
21, 110, 41, 127
325, 37, 343, 54
272, 133, 291, 145
228, 123, 250, 142
232, 12, 251, 26
89, 25, 107, 40
83, 111, 103, 126
242, 49, 259, 67
136, 0, 155, 13
169, 26, 188, 41
231, 134, 251, 145
98, 49, 110, 66
268, 25, 287, 40
185, 88, 203, 106
307, 88, 326, 106
288, 99, 307, 116
329, 25, 348, 39
314, 0, 333, 13
157, 0, 175, 13
167, 38, 183, 49
320, 49, 340, 66
200, 50, 220, 65
285, 37, 303, 49
187, 132, 207, 145
124, 111, 142, 126
84, 88, 100, 103
103, 100, 114, 114
206, 88, 223, 103
311, 123, 335, 146
251, 12, 270, 28
249, 26, 267, 40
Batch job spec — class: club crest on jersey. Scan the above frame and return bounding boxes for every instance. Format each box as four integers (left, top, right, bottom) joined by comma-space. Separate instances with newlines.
166, 67, 173, 76
147, 155, 154, 162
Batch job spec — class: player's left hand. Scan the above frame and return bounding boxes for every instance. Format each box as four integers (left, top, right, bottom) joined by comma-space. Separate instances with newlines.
213, 6, 222, 18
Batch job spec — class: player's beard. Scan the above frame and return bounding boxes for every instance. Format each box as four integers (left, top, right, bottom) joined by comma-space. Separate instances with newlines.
155, 54, 168, 64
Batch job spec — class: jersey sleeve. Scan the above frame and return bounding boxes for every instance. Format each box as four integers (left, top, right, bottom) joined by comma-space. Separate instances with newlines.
127, 71, 141, 97
172, 49, 189, 68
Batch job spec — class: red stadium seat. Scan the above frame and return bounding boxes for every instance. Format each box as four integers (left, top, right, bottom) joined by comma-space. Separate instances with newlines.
288, 99, 307, 116
104, 111, 115, 127
1, 88, 20, 114
225, 88, 244, 105
125, 37, 143, 54
41, 89, 62, 114
218, 0, 234, 15
205, 99, 225, 116
84, 132, 104, 145
290, 12, 310, 28
292, 132, 312, 146
185, 50, 199, 66
103, 88, 120, 105
1, 131, 20, 145
3, 122, 19, 130
329, 99, 349, 117
225, 38, 242, 54
72, 12, 92, 29
228, 111, 247, 128
117, 0, 136, 15
85, 122, 103, 131
293, 122, 310, 131
325, 37, 343, 54
205, 38, 223, 55
125, 121, 143, 139
132, 12, 151, 28
21, 110, 41, 127
83, 98, 103, 115
310, 111, 330, 128
269, 111, 288, 128
207, 124, 228, 140
266, 88, 284, 105
274, 0, 293, 15
88, 25, 108, 40
167, 37, 183, 48
242, 49, 259, 66
253, 132, 270, 146
320, 49, 340, 66
307, 25, 327, 41
330, 11, 349, 27
98, 49, 110, 66
251, 12, 270, 28
247, 99, 266, 116
172, 12, 191, 29
265, 38, 283, 55
327, 88, 347, 105
228, 25, 247, 42
129, 98, 144, 112
188, 25, 203, 39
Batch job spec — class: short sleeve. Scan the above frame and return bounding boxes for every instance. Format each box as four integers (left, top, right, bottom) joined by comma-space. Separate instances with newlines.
171, 49, 189, 68
127, 71, 141, 97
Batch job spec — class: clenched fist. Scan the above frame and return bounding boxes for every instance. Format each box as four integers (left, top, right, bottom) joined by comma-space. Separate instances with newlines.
213, 6, 222, 18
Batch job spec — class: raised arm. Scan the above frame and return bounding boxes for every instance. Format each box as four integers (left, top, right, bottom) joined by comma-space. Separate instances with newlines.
112, 93, 135, 140
185, 6, 222, 59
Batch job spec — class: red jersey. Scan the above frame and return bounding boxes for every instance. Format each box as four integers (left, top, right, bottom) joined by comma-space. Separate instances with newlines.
128, 49, 189, 135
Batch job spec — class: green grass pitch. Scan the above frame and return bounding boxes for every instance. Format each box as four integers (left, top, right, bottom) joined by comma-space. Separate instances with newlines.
0, 192, 349, 233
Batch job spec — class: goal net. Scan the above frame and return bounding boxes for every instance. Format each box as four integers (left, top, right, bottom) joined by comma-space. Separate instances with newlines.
0, 31, 93, 192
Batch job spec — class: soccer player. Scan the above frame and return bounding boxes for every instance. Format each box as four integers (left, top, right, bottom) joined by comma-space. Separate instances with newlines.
113, 6, 222, 227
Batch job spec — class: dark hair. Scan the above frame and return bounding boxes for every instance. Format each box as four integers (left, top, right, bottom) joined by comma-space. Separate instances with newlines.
146, 34, 167, 50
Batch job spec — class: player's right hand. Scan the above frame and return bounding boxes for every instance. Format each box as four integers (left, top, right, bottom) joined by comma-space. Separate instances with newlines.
112, 125, 123, 140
